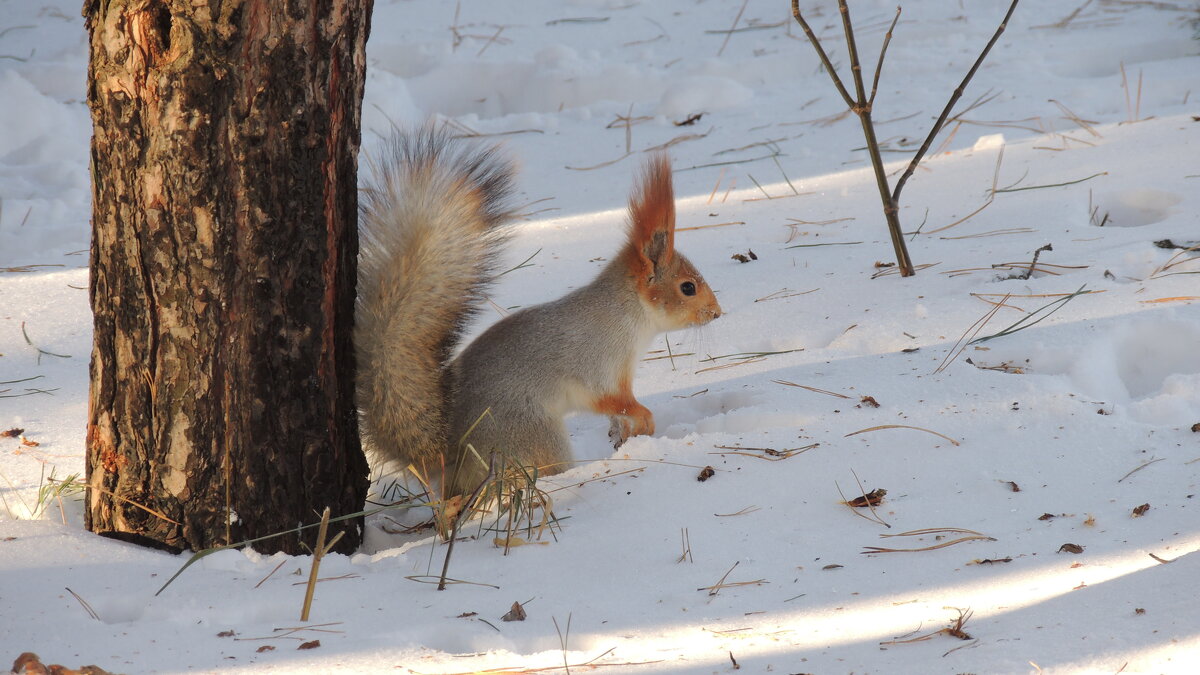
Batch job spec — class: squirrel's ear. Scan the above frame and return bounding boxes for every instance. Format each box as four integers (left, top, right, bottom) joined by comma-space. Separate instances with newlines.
627, 153, 676, 277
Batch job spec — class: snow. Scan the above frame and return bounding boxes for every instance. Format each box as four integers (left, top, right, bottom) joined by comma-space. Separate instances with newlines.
2, 0, 1199, 672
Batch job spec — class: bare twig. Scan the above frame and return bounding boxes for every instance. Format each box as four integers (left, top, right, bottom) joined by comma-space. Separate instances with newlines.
438, 453, 498, 590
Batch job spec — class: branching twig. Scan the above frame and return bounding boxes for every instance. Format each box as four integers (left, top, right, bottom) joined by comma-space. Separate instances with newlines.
790, 0, 1020, 277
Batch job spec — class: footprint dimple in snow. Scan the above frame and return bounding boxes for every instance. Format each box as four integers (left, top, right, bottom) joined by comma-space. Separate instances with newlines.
1091, 188, 1182, 228
1048, 39, 1196, 78
1112, 322, 1200, 399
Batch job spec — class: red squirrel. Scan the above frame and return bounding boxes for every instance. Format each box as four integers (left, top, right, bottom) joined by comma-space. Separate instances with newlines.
356, 129, 721, 496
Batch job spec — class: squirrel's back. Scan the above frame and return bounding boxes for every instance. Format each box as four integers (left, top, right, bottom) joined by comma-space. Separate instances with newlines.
355, 129, 516, 476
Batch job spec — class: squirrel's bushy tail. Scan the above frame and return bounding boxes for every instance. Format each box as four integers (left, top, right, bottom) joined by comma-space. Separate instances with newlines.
355, 129, 516, 476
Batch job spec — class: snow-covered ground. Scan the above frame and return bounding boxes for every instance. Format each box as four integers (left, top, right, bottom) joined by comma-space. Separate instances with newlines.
3, 1, 1199, 672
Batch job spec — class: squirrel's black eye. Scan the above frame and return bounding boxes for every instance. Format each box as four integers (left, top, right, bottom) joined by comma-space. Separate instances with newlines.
680, 281, 697, 296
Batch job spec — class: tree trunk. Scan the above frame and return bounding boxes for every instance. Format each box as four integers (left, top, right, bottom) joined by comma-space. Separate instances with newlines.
84, 0, 372, 555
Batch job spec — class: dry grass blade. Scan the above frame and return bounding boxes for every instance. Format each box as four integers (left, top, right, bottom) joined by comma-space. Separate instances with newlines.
1050, 98, 1101, 137
677, 528, 693, 563
300, 506, 332, 621
1032, 0, 1094, 29
923, 145, 1005, 235
871, 262, 938, 278
844, 424, 961, 446
969, 285, 1091, 345
437, 454, 499, 590
1149, 244, 1200, 279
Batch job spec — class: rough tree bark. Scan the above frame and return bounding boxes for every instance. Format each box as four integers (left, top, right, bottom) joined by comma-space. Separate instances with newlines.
84, 0, 373, 554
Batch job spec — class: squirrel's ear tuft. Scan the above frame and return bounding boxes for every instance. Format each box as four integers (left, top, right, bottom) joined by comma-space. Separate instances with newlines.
627, 153, 676, 273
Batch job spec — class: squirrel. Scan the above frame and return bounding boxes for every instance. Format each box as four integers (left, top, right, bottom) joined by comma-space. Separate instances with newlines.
355, 128, 722, 498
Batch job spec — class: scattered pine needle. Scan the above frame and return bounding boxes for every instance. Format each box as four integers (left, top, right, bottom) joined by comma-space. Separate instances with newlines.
835, 471, 890, 528
993, 171, 1107, 193
711, 443, 818, 460
676, 221, 745, 232
941, 227, 1035, 240
844, 424, 961, 446
426, 649, 663, 675
698, 561, 768, 596
754, 288, 818, 302
700, 349, 802, 363
783, 241, 863, 249
695, 357, 766, 374
405, 575, 500, 589
713, 505, 761, 517
880, 527, 990, 538
772, 379, 851, 399
1117, 457, 1164, 483
255, 559, 288, 589
65, 586, 100, 621
881, 607, 975, 645
1139, 296, 1199, 304
863, 535, 993, 553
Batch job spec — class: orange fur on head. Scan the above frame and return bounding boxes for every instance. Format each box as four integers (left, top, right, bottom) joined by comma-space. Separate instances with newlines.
624, 153, 676, 280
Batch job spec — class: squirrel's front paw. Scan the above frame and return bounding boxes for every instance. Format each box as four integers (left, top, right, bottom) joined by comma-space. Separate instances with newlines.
608, 416, 629, 448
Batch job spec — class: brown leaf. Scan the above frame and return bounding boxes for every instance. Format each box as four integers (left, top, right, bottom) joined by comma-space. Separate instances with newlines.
297, 640, 321, 650
457, 612, 478, 618
697, 466, 715, 482
501, 601, 527, 622
1038, 513, 1057, 520
1131, 503, 1150, 518
216, 630, 236, 638
1134, 608, 1146, 615
846, 488, 886, 507
255, 645, 275, 653
858, 395, 880, 408
821, 564, 843, 571
1003, 480, 1020, 492
441, 495, 466, 525
1, 427, 24, 438
1191, 422, 1200, 433
1058, 543, 1084, 554
19, 436, 39, 447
